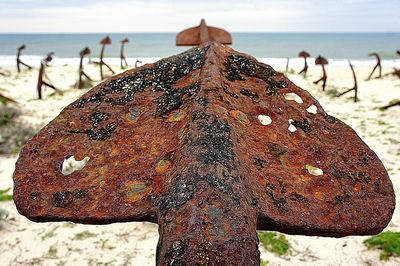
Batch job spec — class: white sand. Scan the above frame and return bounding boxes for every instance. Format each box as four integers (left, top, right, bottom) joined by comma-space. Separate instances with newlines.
0, 60, 399, 265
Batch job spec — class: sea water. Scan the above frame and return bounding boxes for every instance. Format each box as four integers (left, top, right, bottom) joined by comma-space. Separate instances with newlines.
0, 33, 399, 68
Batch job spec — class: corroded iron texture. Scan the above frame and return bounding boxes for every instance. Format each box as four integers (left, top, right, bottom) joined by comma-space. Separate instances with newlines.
298, 50, 310, 77
176, 19, 232, 46
314, 55, 328, 91
13, 43, 395, 265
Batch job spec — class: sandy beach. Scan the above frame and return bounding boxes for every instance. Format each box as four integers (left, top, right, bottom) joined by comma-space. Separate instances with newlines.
0, 59, 399, 265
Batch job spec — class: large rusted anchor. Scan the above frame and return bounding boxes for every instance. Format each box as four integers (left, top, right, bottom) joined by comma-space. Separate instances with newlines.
13, 22, 395, 265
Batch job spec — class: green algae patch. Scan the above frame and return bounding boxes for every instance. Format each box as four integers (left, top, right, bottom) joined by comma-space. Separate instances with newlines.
0, 188, 12, 202
72, 230, 97, 240
364, 231, 400, 260
257, 231, 290, 256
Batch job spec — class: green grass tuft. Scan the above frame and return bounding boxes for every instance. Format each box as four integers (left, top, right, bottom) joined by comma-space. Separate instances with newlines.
364, 232, 400, 260
72, 230, 97, 240
0, 188, 13, 201
42, 246, 58, 259
0, 109, 16, 127
258, 231, 290, 256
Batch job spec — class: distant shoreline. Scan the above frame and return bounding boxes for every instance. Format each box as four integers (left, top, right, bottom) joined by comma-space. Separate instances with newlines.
0, 33, 399, 60
1, 55, 399, 68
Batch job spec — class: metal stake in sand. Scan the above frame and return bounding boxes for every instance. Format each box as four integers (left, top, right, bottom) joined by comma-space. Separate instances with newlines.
338, 61, 359, 102
0, 93, 17, 104
78, 47, 94, 89
0, 67, 11, 77
380, 100, 400, 110
285, 57, 290, 73
383, 51, 400, 79
298, 50, 310, 78
16, 44, 33, 73
14, 26, 395, 265
120, 38, 129, 69
366, 52, 382, 80
36, 52, 61, 100
134, 59, 142, 68
313, 55, 328, 91
99, 36, 115, 80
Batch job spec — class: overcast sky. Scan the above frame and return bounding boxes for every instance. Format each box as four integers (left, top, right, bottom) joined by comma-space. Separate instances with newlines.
0, 0, 399, 33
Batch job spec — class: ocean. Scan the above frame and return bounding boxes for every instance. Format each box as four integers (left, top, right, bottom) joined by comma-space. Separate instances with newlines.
0, 33, 399, 68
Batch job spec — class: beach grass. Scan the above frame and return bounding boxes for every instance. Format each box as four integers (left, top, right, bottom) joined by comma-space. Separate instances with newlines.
364, 232, 400, 260
72, 230, 97, 241
0, 188, 13, 202
258, 231, 290, 256
0, 106, 38, 155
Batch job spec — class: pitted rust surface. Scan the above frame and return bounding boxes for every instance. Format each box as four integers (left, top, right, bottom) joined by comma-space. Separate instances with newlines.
13, 43, 395, 265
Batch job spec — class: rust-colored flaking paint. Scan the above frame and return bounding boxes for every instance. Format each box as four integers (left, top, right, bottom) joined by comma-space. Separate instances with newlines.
13, 43, 395, 265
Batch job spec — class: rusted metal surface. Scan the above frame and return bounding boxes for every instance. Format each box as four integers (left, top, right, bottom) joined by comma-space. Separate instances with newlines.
338, 61, 358, 102
16, 44, 33, 73
120, 38, 129, 69
13, 43, 395, 265
313, 55, 328, 91
380, 100, 400, 110
78, 47, 93, 89
176, 19, 232, 46
0, 93, 17, 104
99, 36, 115, 80
298, 50, 310, 77
366, 52, 382, 80
37, 52, 59, 99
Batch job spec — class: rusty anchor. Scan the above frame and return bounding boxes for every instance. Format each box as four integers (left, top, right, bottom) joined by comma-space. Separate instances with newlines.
99, 36, 115, 80
13, 21, 395, 265
313, 55, 328, 91
16, 44, 33, 73
78, 47, 94, 89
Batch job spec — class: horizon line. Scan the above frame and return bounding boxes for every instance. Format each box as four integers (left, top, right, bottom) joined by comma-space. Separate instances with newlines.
0, 31, 399, 34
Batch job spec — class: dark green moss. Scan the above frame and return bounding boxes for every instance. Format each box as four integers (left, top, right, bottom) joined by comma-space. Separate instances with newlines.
165, 239, 188, 265
265, 184, 287, 214
154, 82, 200, 117
253, 156, 266, 170
240, 88, 259, 99
52, 191, 73, 208
265, 79, 287, 96
331, 194, 351, 205
291, 119, 312, 133
28, 191, 40, 201
267, 142, 287, 156
257, 231, 290, 256
364, 232, 400, 260
222, 84, 239, 99
0, 188, 13, 202
73, 189, 89, 199
89, 112, 109, 127
347, 171, 370, 184
288, 192, 308, 203
87, 122, 117, 141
